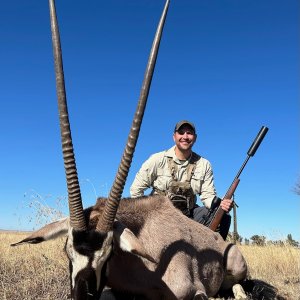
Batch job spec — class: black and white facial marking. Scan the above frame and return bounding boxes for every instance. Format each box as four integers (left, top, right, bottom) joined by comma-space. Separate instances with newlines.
65, 228, 113, 300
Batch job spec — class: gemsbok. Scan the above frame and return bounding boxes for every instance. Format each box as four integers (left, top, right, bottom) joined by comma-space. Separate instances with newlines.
12, 0, 253, 299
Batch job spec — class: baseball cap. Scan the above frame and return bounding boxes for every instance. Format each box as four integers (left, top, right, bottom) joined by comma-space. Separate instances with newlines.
174, 120, 196, 133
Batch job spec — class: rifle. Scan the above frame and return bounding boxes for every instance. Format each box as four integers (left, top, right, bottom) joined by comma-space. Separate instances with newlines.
208, 126, 269, 232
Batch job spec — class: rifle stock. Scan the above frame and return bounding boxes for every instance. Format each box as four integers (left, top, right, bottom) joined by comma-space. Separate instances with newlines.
208, 178, 240, 231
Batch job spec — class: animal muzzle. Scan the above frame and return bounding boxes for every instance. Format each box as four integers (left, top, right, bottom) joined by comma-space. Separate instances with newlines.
73, 268, 101, 300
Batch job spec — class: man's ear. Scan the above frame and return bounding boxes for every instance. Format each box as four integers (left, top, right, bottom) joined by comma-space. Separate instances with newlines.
113, 221, 156, 263
194, 133, 197, 142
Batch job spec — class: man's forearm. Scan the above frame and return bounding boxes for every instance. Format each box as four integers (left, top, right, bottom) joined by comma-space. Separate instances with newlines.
130, 176, 148, 198
130, 187, 144, 198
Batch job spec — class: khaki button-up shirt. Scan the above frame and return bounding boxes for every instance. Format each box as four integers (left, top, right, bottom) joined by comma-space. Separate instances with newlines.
130, 146, 217, 208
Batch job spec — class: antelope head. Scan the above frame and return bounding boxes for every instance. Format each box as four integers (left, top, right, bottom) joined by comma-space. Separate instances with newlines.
12, 0, 169, 299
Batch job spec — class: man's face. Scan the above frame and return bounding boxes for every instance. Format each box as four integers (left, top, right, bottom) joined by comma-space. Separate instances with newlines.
173, 125, 197, 152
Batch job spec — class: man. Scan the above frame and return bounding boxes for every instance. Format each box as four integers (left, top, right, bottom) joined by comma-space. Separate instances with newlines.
130, 120, 233, 240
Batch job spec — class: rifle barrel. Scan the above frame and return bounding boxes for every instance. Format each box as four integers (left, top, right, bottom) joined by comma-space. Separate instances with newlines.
235, 126, 269, 181
208, 125, 269, 232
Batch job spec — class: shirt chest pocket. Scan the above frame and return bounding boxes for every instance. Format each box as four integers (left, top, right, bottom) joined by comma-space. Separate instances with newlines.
156, 168, 172, 190
191, 171, 204, 193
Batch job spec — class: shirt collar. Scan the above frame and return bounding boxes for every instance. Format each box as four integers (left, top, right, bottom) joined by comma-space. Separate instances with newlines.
165, 146, 191, 166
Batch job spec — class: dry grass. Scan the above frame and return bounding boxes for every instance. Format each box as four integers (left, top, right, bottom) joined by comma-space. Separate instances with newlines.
1, 232, 69, 300
1, 232, 299, 299
240, 244, 300, 300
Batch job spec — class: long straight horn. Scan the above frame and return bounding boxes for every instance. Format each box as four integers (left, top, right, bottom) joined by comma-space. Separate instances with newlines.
97, 0, 170, 233
49, 0, 87, 231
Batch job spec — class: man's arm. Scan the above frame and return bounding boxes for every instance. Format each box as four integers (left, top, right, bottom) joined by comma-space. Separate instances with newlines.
130, 167, 151, 197
130, 154, 160, 198
199, 162, 218, 208
200, 165, 233, 212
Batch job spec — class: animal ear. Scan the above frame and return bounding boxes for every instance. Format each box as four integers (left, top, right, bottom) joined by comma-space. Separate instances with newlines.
113, 221, 157, 263
10, 217, 69, 246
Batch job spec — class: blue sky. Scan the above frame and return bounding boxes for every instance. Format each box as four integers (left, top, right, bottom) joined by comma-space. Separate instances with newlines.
1, 0, 299, 242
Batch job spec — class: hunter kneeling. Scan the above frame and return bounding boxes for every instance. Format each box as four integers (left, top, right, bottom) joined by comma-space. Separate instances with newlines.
130, 120, 233, 240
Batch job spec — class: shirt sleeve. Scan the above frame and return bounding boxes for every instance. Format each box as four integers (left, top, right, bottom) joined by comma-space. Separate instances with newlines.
199, 161, 217, 208
130, 154, 159, 198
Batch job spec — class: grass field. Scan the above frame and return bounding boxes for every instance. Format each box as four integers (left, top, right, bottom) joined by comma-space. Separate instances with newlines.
1, 231, 299, 300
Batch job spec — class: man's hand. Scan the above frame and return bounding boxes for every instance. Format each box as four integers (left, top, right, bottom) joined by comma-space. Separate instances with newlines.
220, 198, 233, 212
